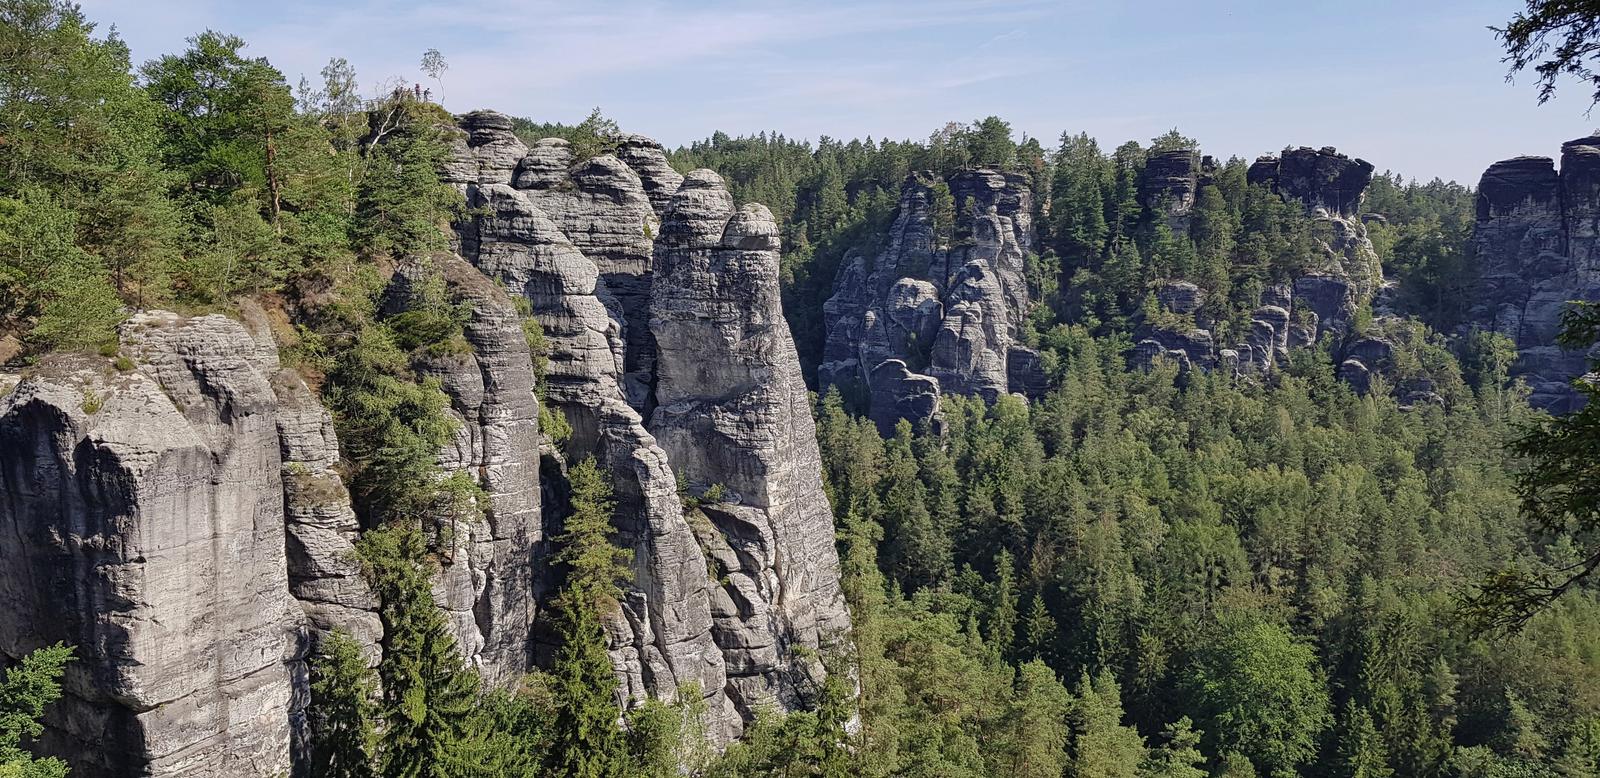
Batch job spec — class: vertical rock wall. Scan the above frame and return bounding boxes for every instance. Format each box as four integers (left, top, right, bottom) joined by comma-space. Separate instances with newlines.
650, 171, 851, 719
450, 110, 849, 739
0, 314, 310, 778
1472, 138, 1600, 411
384, 254, 544, 685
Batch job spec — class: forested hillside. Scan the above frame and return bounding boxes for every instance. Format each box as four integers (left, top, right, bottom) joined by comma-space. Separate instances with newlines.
2, 1, 1600, 777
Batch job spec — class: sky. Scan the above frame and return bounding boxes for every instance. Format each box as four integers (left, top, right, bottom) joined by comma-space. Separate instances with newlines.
75, 0, 1600, 184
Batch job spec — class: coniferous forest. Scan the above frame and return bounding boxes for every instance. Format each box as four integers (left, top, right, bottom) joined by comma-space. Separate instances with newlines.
4, 1, 1600, 777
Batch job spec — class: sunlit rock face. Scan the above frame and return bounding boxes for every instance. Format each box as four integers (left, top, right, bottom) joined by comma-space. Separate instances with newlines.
821, 168, 1043, 435
450, 111, 850, 741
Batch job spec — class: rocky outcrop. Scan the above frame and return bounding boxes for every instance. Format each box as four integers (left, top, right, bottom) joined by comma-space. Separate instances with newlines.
1140, 149, 1203, 233
384, 255, 544, 685
453, 112, 850, 740
456, 181, 729, 729
650, 171, 851, 720
1471, 138, 1600, 411
1248, 146, 1375, 217
0, 313, 312, 778
1135, 145, 1388, 390
821, 169, 1041, 434
258, 325, 381, 662
514, 139, 662, 411
615, 134, 686, 216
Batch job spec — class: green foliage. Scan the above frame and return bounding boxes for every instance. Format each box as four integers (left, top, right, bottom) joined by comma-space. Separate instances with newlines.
356, 524, 482, 778
1467, 302, 1600, 630
813, 322, 1589, 774
310, 631, 379, 778
352, 101, 460, 259
0, 643, 73, 778
1067, 671, 1145, 777
1496, 0, 1600, 106
511, 107, 620, 162
1184, 617, 1331, 773
544, 457, 634, 778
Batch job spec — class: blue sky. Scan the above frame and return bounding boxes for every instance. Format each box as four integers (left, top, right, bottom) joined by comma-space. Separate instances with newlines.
77, 0, 1599, 184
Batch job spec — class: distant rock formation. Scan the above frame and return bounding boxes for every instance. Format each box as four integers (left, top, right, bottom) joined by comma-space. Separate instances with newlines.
820, 169, 1045, 434
1248, 146, 1375, 217
1134, 145, 1390, 390
1471, 137, 1600, 411
1139, 149, 1206, 233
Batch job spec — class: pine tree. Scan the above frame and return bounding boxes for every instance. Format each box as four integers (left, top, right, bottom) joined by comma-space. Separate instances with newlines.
1336, 702, 1393, 778
1141, 717, 1208, 778
988, 549, 1019, 660
356, 524, 482, 778
1067, 671, 1146, 778
546, 458, 633, 778
1021, 594, 1058, 662
1004, 660, 1071, 778
1050, 132, 1109, 271
883, 420, 949, 590
309, 630, 379, 778
0, 643, 73, 778
1189, 184, 1234, 316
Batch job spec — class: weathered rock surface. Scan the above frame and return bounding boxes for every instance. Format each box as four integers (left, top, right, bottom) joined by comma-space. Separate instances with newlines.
0, 313, 310, 778
821, 169, 1040, 432
264, 351, 381, 662
1140, 149, 1202, 233
650, 172, 851, 720
0, 106, 856, 772
513, 137, 661, 411
1471, 138, 1600, 411
385, 255, 544, 685
1248, 146, 1375, 217
456, 181, 730, 729
445, 110, 530, 189
452, 109, 851, 738
614, 134, 686, 216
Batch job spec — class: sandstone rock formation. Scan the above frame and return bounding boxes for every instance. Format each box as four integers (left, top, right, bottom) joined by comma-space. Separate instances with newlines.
1139, 149, 1204, 233
0, 313, 313, 778
0, 107, 854, 774
650, 171, 850, 719
821, 169, 1044, 434
1135, 145, 1389, 388
384, 255, 544, 684
449, 110, 850, 740
1248, 146, 1375, 217
457, 181, 728, 727
1471, 137, 1600, 411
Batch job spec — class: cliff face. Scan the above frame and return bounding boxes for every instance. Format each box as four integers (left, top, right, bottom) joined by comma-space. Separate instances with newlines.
820, 169, 1045, 434
0, 313, 331, 778
383, 254, 544, 684
1471, 138, 1600, 411
0, 110, 851, 774
651, 172, 849, 719
450, 111, 850, 739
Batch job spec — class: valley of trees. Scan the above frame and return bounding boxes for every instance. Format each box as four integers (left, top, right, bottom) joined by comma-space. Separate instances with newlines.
2, 1, 1600, 777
